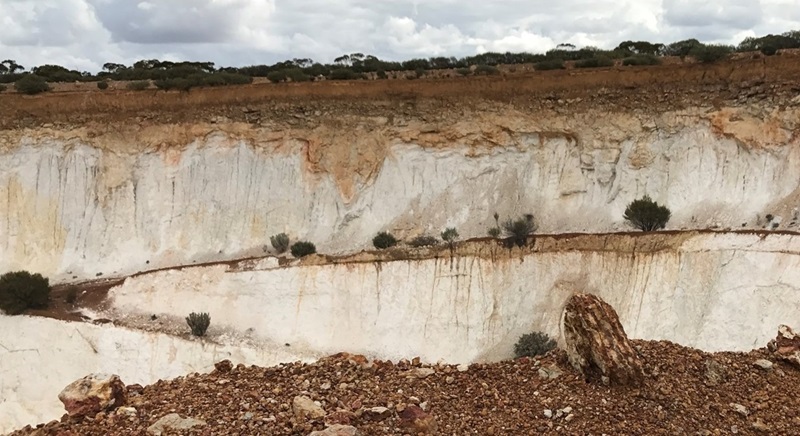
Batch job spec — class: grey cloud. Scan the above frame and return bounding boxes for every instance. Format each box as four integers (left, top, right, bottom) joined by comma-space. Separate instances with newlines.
89, 0, 263, 44
663, 0, 762, 29
0, 0, 798, 72
1, 0, 107, 47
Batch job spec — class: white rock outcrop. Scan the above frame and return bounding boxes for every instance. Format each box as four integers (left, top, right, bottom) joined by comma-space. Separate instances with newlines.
109, 232, 800, 363
2, 116, 800, 280
0, 315, 311, 434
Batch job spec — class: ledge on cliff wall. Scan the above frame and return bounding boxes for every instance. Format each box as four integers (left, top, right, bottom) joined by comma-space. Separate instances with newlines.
104, 231, 800, 364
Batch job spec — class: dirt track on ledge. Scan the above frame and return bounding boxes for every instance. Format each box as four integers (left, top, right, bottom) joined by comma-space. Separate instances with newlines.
1, 55, 799, 129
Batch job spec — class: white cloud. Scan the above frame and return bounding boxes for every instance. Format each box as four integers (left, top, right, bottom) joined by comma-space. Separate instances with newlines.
0, 0, 797, 72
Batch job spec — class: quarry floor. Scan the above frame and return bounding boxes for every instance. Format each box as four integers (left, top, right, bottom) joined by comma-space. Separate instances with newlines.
11, 341, 799, 436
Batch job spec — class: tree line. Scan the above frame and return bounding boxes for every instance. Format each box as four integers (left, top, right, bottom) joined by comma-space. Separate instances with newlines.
1, 30, 798, 92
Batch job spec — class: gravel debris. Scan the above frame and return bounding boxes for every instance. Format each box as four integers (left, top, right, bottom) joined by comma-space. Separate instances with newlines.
10, 340, 800, 435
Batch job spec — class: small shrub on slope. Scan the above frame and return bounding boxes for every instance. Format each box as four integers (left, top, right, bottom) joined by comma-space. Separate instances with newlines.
623, 195, 671, 231
514, 331, 557, 358
96, 81, 109, 90
535, 59, 565, 71
0, 271, 51, 315
441, 227, 459, 248
575, 57, 614, 69
502, 214, 536, 247
186, 312, 210, 337
270, 233, 290, 254
373, 231, 398, 249
14, 74, 50, 95
291, 241, 317, 258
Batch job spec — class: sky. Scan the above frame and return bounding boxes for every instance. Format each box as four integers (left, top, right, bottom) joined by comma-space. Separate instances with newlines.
0, 0, 798, 73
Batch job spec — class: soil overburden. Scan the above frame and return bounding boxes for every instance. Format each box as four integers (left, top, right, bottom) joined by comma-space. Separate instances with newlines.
1, 55, 799, 130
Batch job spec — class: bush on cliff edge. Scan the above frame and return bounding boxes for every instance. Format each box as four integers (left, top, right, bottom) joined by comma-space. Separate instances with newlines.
373, 231, 398, 249
0, 271, 51, 315
291, 241, 317, 258
623, 195, 671, 231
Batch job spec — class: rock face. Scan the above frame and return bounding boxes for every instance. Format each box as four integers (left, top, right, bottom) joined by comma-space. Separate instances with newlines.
57, 374, 126, 417
767, 325, 800, 367
146, 413, 206, 435
562, 293, 645, 386
3, 100, 800, 281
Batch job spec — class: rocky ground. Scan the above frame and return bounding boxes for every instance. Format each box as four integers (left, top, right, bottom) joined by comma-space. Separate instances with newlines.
11, 340, 800, 436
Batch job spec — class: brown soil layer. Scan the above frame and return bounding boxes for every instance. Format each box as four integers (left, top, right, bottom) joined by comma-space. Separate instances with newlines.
11, 342, 800, 435
1, 55, 799, 130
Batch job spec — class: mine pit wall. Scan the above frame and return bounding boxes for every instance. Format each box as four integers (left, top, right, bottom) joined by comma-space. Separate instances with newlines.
2, 103, 800, 281
109, 232, 800, 364
0, 315, 311, 433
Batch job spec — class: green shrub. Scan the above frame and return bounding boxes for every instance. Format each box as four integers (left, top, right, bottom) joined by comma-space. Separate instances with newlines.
514, 332, 557, 358
14, 74, 50, 95
267, 70, 287, 83
535, 59, 565, 71
409, 235, 439, 247
575, 57, 615, 69
487, 227, 501, 238
456, 68, 472, 76
502, 214, 536, 247
270, 233, 290, 254
212, 72, 252, 85
761, 45, 778, 56
201, 74, 227, 87
690, 44, 733, 63
623, 195, 671, 231
186, 312, 210, 337
286, 68, 311, 82
96, 81, 109, 90
0, 84, 6, 92
376, 69, 388, 79
126, 80, 150, 91
154, 78, 193, 91
328, 69, 361, 80
415, 68, 427, 79
0, 271, 51, 315
291, 241, 317, 258
373, 231, 398, 249
474, 65, 499, 75
622, 55, 661, 66
441, 227, 459, 248
65, 286, 79, 305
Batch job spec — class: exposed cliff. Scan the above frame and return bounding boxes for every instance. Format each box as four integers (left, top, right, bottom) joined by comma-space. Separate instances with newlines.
2, 64, 800, 279
107, 232, 800, 363
0, 314, 310, 433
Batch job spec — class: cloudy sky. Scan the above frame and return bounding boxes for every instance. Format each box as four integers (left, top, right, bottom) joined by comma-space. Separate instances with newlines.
0, 0, 798, 72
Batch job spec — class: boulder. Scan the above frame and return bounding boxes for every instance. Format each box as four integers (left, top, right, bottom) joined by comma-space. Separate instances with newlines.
767, 325, 800, 367
562, 293, 644, 386
146, 413, 206, 435
308, 425, 361, 436
58, 374, 127, 417
293, 395, 326, 420
399, 404, 437, 434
